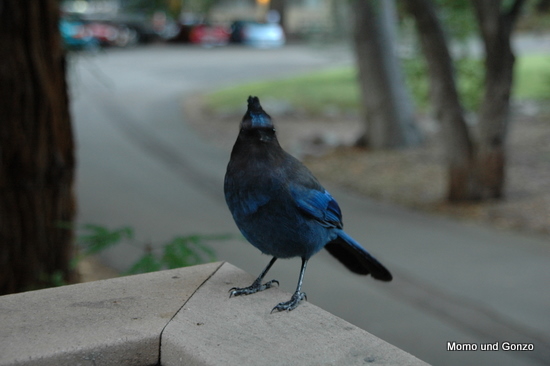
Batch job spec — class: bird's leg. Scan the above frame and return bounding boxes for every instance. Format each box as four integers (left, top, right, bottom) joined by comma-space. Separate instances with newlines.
271, 258, 308, 312
229, 257, 279, 297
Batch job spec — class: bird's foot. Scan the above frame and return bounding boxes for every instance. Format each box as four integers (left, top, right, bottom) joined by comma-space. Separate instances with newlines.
271, 291, 307, 313
229, 279, 279, 297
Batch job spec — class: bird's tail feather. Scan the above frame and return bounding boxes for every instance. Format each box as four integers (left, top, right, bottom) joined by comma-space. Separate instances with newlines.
325, 230, 393, 281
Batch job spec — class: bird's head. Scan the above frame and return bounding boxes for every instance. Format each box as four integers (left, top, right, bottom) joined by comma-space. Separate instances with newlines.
241, 96, 274, 130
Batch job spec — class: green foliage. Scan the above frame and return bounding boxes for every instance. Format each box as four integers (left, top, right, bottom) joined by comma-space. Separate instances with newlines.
402, 56, 484, 111
119, 0, 216, 18
120, 0, 176, 17
517, 2, 550, 31
434, 0, 477, 43
125, 234, 222, 275
457, 58, 485, 110
35, 270, 68, 289
65, 224, 134, 271
68, 224, 228, 279
401, 58, 430, 109
77, 224, 134, 255
125, 251, 162, 274
398, 0, 477, 50
48, 271, 68, 287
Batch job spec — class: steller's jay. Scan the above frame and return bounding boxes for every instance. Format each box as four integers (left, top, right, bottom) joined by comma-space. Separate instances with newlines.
224, 96, 392, 312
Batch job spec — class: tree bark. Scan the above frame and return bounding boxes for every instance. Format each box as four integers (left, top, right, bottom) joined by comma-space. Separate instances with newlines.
406, 0, 526, 201
405, 0, 479, 201
0, 0, 77, 294
471, 0, 525, 199
353, 0, 422, 149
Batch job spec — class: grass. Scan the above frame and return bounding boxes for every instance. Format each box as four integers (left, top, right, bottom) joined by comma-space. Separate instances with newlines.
205, 68, 360, 116
514, 54, 550, 99
205, 55, 550, 115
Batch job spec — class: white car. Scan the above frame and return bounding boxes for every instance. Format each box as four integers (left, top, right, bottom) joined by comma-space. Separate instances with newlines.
240, 22, 285, 48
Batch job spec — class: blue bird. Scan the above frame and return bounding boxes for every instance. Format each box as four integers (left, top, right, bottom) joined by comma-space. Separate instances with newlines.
224, 96, 392, 312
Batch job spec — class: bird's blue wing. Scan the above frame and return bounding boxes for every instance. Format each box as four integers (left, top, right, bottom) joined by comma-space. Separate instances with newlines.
233, 192, 270, 217
290, 185, 343, 228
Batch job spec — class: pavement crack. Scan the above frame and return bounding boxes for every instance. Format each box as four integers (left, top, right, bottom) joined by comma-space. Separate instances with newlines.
156, 261, 226, 365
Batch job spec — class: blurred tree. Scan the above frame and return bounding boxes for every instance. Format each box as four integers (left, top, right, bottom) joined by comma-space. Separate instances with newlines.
179, 0, 223, 18
330, 0, 351, 39
405, 0, 525, 201
0, 0, 77, 294
352, 0, 422, 149
121, 0, 184, 18
434, 0, 477, 43
269, 0, 286, 31
536, 0, 550, 11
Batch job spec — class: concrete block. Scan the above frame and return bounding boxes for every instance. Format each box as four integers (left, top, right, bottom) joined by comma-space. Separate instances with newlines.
161, 262, 429, 366
0, 262, 223, 366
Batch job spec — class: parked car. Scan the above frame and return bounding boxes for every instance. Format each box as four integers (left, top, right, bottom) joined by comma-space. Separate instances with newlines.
230, 21, 285, 48
86, 22, 119, 46
189, 24, 230, 46
86, 21, 138, 47
60, 18, 98, 51
229, 20, 253, 43
170, 23, 229, 46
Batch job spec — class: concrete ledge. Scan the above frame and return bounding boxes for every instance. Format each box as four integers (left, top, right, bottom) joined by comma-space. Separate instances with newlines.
162, 262, 428, 366
0, 262, 222, 366
0, 262, 429, 366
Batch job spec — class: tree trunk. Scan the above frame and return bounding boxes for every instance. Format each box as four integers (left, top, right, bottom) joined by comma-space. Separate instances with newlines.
405, 0, 480, 201
471, 0, 525, 199
269, 0, 286, 32
352, 0, 422, 149
0, 0, 77, 294
406, 0, 526, 202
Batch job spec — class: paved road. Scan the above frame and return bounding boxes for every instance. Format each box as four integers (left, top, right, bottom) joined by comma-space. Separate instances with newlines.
69, 44, 550, 366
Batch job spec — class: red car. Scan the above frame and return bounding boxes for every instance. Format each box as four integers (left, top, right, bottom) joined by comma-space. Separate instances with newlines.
86, 22, 138, 48
189, 24, 229, 46
86, 22, 119, 46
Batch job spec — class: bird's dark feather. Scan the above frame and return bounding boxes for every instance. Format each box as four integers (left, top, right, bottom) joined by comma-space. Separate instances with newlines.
224, 96, 392, 311
325, 232, 393, 281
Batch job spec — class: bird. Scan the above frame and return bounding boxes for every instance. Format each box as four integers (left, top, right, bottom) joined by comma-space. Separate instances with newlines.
224, 96, 392, 312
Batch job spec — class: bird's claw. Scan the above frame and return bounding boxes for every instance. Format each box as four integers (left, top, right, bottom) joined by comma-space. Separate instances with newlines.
271, 291, 307, 313
229, 279, 279, 297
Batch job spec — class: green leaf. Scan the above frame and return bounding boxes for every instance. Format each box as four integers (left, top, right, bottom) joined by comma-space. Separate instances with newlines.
72, 224, 226, 277
77, 225, 134, 255
125, 253, 162, 275
46, 270, 68, 287
162, 237, 198, 268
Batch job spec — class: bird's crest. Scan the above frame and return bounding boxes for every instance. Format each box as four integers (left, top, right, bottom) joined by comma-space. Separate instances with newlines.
241, 96, 273, 129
